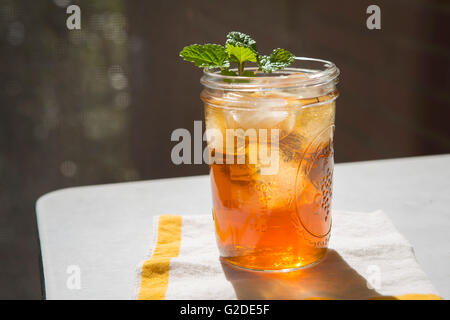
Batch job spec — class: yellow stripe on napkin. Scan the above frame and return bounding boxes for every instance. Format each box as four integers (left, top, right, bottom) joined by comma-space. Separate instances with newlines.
307, 294, 442, 300
138, 215, 182, 300
371, 294, 442, 300
137, 214, 441, 300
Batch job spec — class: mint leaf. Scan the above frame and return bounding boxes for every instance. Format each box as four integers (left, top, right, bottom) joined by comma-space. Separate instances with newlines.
179, 44, 229, 69
226, 44, 257, 64
226, 32, 257, 53
225, 32, 258, 75
258, 48, 295, 73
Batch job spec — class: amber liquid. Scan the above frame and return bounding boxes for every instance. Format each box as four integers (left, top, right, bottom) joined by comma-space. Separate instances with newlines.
204, 90, 336, 271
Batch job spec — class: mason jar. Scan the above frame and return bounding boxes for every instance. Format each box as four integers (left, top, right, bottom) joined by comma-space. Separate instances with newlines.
200, 57, 339, 271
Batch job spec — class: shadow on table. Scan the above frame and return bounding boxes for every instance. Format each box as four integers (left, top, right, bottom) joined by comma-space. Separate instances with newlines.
220, 249, 384, 300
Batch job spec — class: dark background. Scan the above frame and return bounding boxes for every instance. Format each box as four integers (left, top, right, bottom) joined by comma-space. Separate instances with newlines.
0, 0, 449, 299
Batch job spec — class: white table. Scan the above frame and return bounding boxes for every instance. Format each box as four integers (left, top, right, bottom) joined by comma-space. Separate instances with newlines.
36, 155, 450, 299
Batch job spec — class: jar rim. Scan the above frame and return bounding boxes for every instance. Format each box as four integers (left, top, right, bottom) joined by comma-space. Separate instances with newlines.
201, 57, 339, 90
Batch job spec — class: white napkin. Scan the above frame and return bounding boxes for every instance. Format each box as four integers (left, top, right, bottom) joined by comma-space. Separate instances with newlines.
137, 210, 440, 299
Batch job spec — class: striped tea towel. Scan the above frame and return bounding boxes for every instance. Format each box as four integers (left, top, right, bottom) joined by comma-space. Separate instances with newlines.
136, 211, 441, 300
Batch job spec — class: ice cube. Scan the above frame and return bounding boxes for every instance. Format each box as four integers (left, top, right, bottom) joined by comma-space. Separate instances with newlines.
225, 107, 296, 139
228, 109, 290, 128
295, 101, 334, 141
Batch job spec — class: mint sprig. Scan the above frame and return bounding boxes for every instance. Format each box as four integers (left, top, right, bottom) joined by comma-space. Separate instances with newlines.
179, 32, 295, 76
225, 32, 258, 76
226, 44, 257, 75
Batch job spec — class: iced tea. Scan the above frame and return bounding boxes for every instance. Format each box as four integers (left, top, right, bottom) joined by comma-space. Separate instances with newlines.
201, 60, 339, 271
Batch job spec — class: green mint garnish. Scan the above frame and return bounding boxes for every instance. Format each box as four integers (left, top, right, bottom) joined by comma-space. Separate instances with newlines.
225, 31, 258, 53
179, 32, 295, 76
226, 43, 257, 75
258, 48, 296, 73
179, 44, 229, 69
225, 32, 258, 75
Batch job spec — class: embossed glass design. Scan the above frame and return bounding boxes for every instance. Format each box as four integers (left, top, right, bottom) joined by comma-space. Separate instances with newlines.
201, 58, 339, 271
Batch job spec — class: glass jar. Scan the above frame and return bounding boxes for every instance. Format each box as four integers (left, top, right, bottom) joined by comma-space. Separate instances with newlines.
200, 57, 339, 271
